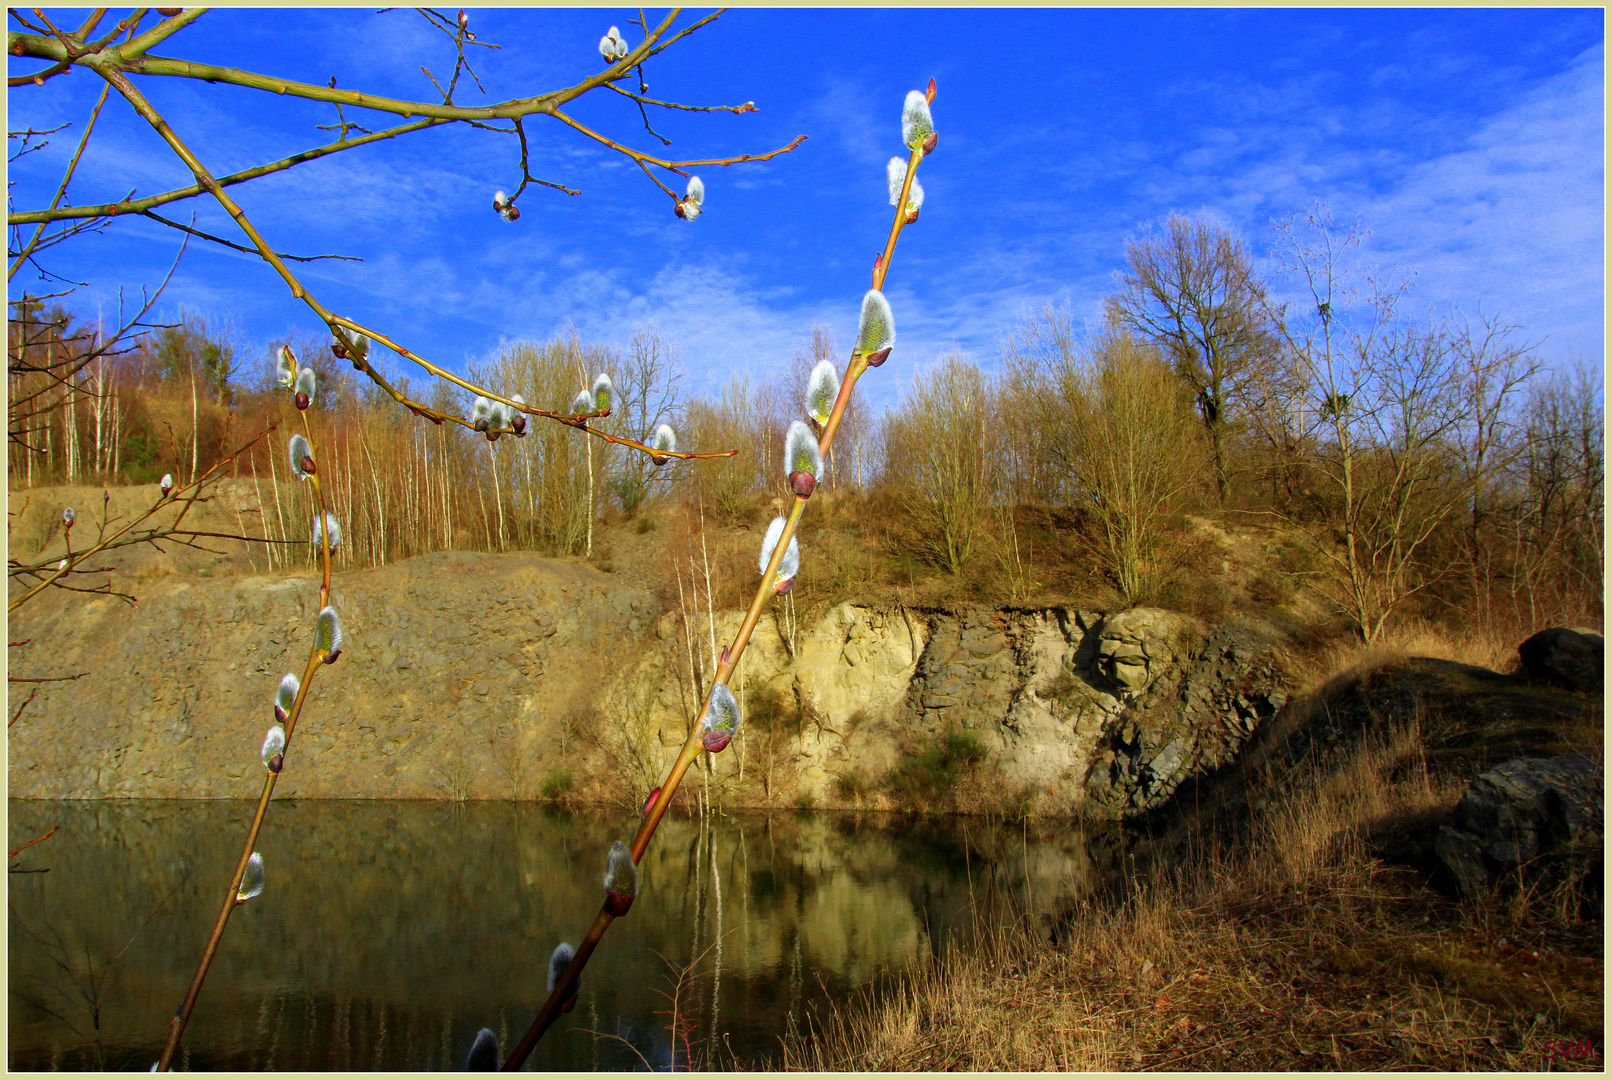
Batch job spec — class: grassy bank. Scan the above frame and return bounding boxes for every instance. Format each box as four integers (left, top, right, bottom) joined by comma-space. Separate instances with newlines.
784, 638, 1604, 1071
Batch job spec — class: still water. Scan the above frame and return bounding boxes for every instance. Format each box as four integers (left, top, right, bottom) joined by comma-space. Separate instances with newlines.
9, 800, 1120, 1071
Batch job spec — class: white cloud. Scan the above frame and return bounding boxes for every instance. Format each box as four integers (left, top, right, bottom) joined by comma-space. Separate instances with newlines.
1354, 43, 1604, 361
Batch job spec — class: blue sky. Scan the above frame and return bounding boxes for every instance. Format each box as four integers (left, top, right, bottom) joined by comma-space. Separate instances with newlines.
8, 7, 1604, 417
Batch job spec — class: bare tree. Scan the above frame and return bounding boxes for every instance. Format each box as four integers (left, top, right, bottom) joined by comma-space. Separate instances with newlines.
609, 325, 686, 516
1268, 207, 1477, 643
1105, 213, 1282, 503
681, 374, 783, 518
881, 354, 998, 575
1511, 358, 1604, 625
1444, 308, 1544, 629
1013, 313, 1201, 602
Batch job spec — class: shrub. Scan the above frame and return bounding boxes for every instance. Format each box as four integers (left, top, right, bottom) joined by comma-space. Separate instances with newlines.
540, 769, 575, 801
885, 726, 988, 809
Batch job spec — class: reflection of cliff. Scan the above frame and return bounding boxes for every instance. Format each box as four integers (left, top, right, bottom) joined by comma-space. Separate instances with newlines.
7, 801, 1100, 1070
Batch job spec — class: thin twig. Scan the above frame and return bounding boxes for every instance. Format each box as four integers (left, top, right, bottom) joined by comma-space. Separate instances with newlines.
8, 825, 59, 858
137, 210, 363, 263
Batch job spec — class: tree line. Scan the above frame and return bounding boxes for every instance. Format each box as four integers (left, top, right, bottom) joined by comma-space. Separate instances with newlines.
8, 210, 1601, 642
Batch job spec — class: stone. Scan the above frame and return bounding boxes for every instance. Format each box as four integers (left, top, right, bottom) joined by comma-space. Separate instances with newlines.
1435, 753, 1603, 897
1145, 738, 1189, 788
1095, 608, 1195, 693
1517, 627, 1603, 694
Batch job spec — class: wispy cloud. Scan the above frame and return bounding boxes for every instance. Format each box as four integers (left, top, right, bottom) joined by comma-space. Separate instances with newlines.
1354, 43, 1603, 358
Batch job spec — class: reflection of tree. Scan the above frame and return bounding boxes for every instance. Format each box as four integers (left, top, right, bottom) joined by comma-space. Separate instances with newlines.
9, 870, 188, 1070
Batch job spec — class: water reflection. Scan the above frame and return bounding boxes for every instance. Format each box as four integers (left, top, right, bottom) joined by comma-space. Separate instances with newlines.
8, 801, 1119, 1071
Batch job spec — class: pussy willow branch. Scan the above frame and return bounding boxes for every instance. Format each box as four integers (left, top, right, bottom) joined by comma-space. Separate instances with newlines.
325, 315, 735, 459
549, 106, 805, 177
605, 82, 759, 115
500, 104, 935, 1073
6, 117, 446, 225
137, 209, 362, 263
7, 825, 59, 859
156, 406, 334, 1072
34, 18, 749, 458
10, 525, 304, 583
9, 9, 805, 225
6, 422, 279, 613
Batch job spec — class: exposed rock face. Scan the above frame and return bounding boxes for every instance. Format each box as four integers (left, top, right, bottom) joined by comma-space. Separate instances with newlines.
1518, 627, 1604, 694
1079, 614, 1288, 816
8, 552, 660, 801
1095, 608, 1188, 691
1434, 753, 1604, 896
845, 606, 1290, 817
10, 550, 1293, 819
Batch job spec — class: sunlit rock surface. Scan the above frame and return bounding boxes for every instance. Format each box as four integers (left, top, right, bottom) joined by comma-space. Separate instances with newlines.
9, 550, 1293, 818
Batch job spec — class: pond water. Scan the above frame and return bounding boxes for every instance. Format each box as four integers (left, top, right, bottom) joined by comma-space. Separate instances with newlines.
8, 800, 1124, 1071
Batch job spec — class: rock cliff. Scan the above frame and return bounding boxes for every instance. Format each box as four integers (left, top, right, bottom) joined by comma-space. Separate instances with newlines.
9, 550, 1293, 818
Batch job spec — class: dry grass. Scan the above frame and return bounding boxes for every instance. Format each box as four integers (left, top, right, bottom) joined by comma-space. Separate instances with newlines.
1284, 619, 1521, 700
785, 717, 1604, 1072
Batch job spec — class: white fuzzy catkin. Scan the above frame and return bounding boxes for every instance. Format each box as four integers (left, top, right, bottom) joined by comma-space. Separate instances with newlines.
806, 360, 840, 425
855, 290, 896, 355
591, 373, 614, 412
275, 673, 300, 716
311, 511, 341, 550
599, 27, 625, 61
784, 420, 822, 480
276, 346, 297, 388
288, 434, 313, 480
316, 606, 343, 657
701, 684, 741, 742
548, 943, 577, 994
236, 852, 265, 902
603, 840, 638, 898
261, 725, 285, 768
901, 89, 934, 150
759, 516, 800, 585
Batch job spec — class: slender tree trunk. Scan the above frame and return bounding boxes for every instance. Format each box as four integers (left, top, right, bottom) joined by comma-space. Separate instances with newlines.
250, 456, 274, 571
359, 418, 386, 566
474, 459, 492, 551
268, 441, 290, 568
93, 356, 105, 477
488, 441, 506, 552
190, 362, 200, 482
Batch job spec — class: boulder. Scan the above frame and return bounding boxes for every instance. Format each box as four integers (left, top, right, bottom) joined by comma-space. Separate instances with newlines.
1096, 609, 1194, 692
1434, 752, 1603, 897
1517, 626, 1603, 694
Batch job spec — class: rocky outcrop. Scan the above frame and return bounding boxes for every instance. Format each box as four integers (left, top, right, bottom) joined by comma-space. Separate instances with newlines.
1078, 613, 1288, 816
810, 606, 1290, 818
1434, 753, 1604, 897
1518, 626, 1604, 694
